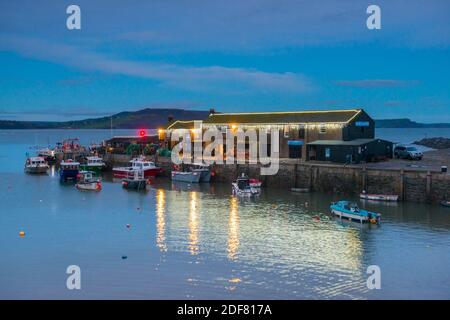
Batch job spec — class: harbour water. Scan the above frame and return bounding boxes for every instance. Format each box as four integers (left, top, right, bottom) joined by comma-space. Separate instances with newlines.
0, 129, 449, 299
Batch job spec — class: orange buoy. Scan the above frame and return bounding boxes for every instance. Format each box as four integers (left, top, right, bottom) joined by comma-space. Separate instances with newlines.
19, 231, 25, 237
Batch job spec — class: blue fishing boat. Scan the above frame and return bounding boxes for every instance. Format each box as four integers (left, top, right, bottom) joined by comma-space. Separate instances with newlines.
330, 201, 381, 224
59, 159, 80, 182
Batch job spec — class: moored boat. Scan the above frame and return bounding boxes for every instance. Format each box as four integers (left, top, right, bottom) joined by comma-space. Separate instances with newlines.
113, 156, 161, 178
440, 200, 450, 207
330, 200, 381, 224
232, 174, 261, 197
171, 170, 201, 183
37, 147, 58, 164
360, 191, 398, 202
76, 171, 102, 191
189, 163, 212, 182
80, 156, 106, 173
59, 159, 80, 182
24, 156, 49, 174
122, 170, 148, 191
249, 178, 262, 188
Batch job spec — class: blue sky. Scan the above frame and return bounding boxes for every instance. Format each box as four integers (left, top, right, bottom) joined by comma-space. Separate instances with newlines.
0, 0, 449, 122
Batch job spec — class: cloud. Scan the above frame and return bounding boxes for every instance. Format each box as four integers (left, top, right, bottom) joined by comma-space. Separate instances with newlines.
335, 79, 420, 88
0, 35, 313, 95
1, 0, 449, 56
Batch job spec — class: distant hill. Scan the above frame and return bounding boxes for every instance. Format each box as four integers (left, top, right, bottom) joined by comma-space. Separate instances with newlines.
1, 110, 449, 129
0, 108, 210, 129
375, 118, 450, 128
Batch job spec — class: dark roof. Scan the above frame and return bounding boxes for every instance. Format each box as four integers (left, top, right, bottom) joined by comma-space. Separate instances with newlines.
106, 135, 159, 143
203, 109, 362, 125
165, 120, 202, 130
308, 138, 390, 146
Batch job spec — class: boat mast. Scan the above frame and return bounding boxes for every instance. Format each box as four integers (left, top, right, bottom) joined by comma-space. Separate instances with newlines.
110, 115, 113, 137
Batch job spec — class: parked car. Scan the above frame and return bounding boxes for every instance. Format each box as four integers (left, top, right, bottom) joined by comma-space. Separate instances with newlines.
394, 145, 423, 160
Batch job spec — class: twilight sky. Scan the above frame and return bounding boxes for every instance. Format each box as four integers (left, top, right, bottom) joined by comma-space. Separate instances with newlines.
0, 0, 449, 122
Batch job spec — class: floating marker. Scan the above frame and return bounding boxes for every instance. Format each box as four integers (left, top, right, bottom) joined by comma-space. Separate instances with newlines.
126, 224, 131, 228
19, 231, 25, 237
122, 255, 127, 260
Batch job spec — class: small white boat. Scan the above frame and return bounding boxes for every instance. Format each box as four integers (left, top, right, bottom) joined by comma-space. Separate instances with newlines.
171, 170, 201, 183
360, 191, 399, 202
113, 156, 161, 178
76, 171, 102, 191
232, 174, 261, 197
24, 156, 49, 174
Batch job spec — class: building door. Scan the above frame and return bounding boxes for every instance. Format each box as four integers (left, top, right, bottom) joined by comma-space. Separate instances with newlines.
288, 140, 303, 159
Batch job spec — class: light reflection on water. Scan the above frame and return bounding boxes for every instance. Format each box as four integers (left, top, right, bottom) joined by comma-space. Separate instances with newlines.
0, 129, 450, 299
188, 192, 199, 256
227, 197, 239, 261
155, 189, 166, 252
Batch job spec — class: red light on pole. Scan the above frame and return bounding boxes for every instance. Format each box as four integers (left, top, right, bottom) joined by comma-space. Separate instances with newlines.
139, 129, 146, 137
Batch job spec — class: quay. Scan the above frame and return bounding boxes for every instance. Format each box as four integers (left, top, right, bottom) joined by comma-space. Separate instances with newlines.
94, 108, 449, 204
100, 153, 450, 204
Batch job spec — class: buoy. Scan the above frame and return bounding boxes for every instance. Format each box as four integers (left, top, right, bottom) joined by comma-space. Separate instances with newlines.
19, 231, 25, 237
313, 215, 320, 221
121, 255, 127, 260
126, 224, 131, 228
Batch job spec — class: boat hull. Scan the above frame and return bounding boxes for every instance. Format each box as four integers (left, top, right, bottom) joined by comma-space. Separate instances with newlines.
76, 182, 101, 191
80, 165, 104, 173
331, 208, 370, 223
441, 201, 450, 207
198, 170, 211, 182
25, 166, 49, 174
59, 169, 79, 182
171, 171, 201, 183
231, 183, 260, 197
113, 167, 161, 178
122, 179, 147, 190
360, 193, 398, 201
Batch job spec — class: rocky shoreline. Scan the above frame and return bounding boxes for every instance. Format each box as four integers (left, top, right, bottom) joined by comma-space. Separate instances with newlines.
414, 137, 450, 149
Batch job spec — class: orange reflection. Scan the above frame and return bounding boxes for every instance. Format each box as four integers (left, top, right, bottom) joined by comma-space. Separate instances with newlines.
227, 197, 240, 260
188, 192, 199, 255
156, 189, 167, 252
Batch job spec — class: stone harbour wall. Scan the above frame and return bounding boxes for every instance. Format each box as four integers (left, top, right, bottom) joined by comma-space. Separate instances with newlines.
106, 155, 449, 204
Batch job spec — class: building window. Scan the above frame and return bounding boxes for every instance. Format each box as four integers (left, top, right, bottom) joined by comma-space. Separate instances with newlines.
325, 147, 331, 158
299, 127, 305, 139
283, 125, 290, 138
319, 124, 327, 134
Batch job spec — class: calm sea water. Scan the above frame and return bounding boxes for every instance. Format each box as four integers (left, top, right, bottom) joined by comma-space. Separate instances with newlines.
0, 129, 449, 299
